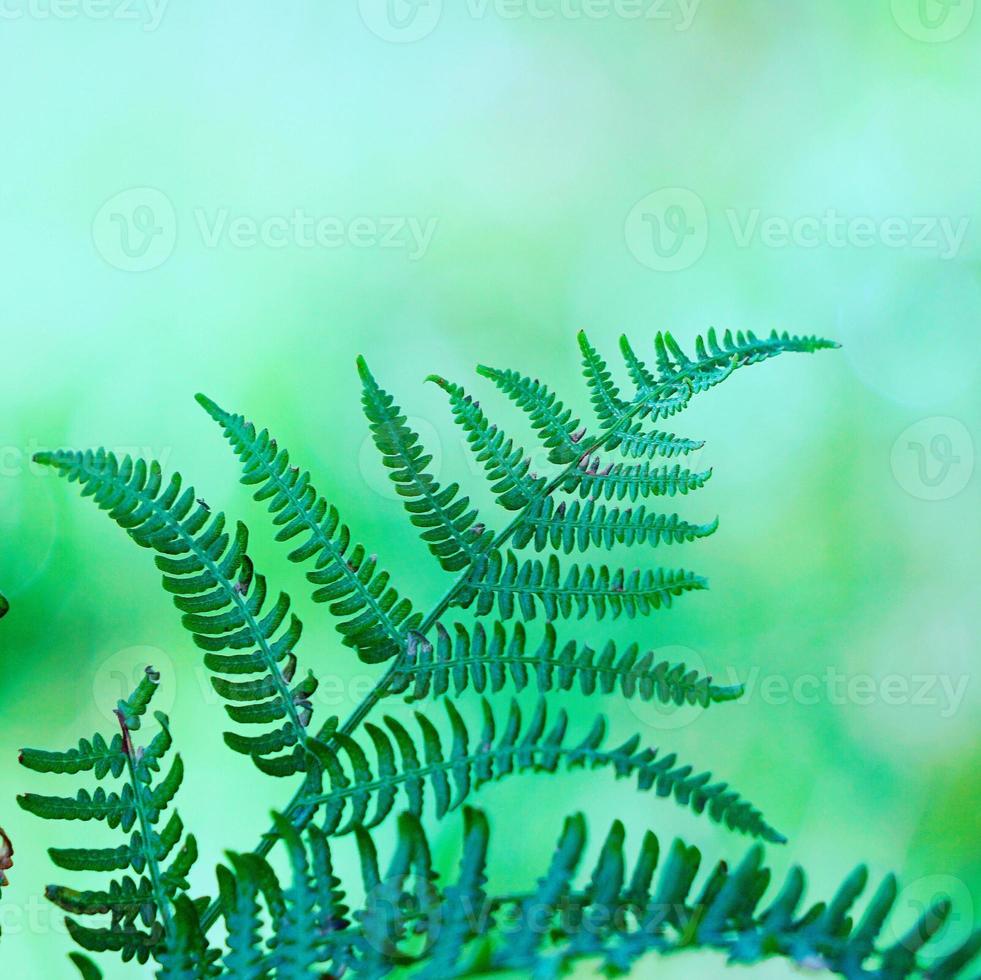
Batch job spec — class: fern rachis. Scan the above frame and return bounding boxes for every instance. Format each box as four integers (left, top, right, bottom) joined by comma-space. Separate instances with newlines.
17, 326, 978, 977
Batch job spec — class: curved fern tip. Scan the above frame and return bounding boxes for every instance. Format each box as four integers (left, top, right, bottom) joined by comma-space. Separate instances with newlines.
355, 354, 371, 381
32, 450, 55, 466
194, 392, 225, 420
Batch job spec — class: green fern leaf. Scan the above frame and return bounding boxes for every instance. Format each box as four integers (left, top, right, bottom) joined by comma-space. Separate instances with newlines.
33, 450, 321, 774
613, 422, 704, 460
628, 328, 838, 418
69, 952, 103, 980
387, 621, 743, 706
568, 459, 712, 502
205, 805, 977, 979
154, 894, 221, 979
196, 393, 422, 664
301, 697, 782, 842
476, 365, 586, 465
454, 551, 707, 620
18, 670, 205, 968
428, 374, 547, 510
359, 357, 495, 571
578, 330, 630, 430
514, 497, 718, 552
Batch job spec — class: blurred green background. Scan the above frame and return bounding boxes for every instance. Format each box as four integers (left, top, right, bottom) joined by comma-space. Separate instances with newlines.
1, 3, 979, 976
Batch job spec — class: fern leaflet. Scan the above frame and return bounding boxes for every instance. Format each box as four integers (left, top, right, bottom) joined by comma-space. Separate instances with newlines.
18, 669, 202, 967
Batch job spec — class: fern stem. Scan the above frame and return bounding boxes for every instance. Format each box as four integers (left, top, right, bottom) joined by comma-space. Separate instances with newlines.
196, 657, 406, 932
114, 709, 176, 944
200, 365, 727, 935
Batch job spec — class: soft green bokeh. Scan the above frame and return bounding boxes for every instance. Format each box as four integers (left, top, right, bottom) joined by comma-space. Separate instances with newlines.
1, 4, 978, 977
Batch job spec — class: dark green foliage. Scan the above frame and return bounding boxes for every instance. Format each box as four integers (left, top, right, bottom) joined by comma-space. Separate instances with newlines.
163, 807, 981, 979
301, 696, 782, 842
36, 327, 976, 979
386, 620, 743, 705
359, 356, 495, 572
455, 551, 707, 621
30, 450, 321, 778
69, 952, 103, 979
195, 391, 421, 667
0, 592, 8, 618
18, 670, 203, 967
513, 498, 718, 553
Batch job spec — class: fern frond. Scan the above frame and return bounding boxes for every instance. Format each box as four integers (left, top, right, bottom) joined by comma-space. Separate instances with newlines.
195, 393, 421, 665
613, 422, 704, 460
567, 458, 712, 502
386, 621, 743, 706
18, 669, 203, 967
476, 365, 586, 465
578, 330, 630, 430
455, 551, 707, 621
69, 952, 103, 979
301, 696, 781, 842
513, 498, 718, 552
452, 812, 979, 979
427, 374, 547, 511
205, 807, 975, 979
359, 358, 495, 571
33, 450, 321, 775
0, 593, 8, 618
215, 817, 351, 979
154, 894, 221, 978
622, 328, 837, 419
